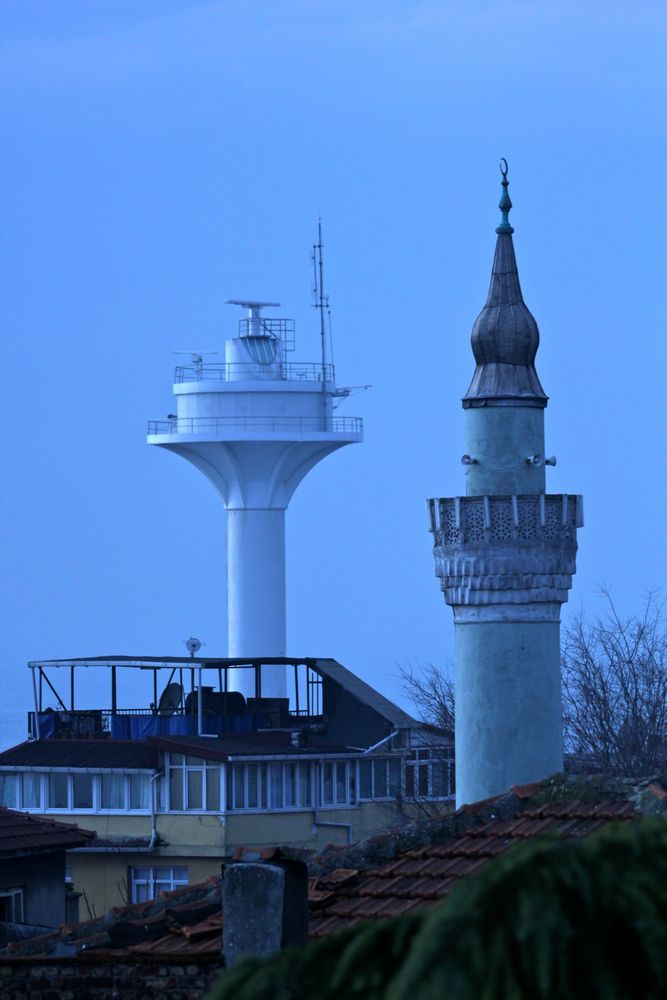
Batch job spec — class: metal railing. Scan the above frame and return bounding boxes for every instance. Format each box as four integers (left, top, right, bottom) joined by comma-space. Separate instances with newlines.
237, 317, 295, 351
147, 415, 363, 436
174, 362, 335, 383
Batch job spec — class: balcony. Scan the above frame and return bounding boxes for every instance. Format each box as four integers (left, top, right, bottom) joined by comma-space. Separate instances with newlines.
147, 414, 363, 436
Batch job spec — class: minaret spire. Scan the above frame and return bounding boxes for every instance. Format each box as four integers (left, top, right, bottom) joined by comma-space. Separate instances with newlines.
463, 160, 547, 408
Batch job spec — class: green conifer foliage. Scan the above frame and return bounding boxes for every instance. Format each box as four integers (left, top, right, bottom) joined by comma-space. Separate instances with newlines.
209, 819, 667, 1000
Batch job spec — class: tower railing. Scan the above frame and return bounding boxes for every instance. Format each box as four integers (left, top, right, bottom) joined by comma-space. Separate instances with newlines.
147, 415, 363, 436
237, 317, 296, 351
174, 362, 335, 383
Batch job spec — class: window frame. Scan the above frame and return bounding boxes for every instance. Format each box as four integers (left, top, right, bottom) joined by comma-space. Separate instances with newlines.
165, 753, 222, 813
0, 888, 24, 923
130, 865, 189, 903
227, 760, 314, 812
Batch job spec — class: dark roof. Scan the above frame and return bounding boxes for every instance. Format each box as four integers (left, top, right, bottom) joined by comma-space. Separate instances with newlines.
314, 659, 418, 731
0, 740, 158, 769
308, 798, 636, 937
1, 875, 224, 959
146, 731, 353, 761
0, 808, 96, 857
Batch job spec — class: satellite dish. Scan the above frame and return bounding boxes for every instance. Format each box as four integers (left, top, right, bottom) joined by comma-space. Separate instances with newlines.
157, 682, 183, 715
185, 636, 202, 657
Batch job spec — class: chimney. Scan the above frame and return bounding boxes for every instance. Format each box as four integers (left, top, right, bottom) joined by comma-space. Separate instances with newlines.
222, 847, 308, 965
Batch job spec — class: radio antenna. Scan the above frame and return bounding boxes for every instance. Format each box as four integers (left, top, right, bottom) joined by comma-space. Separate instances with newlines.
311, 220, 330, 427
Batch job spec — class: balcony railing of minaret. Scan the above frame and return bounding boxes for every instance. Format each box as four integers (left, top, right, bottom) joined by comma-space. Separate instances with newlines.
174, 361, 336, 383
147, 415, 363, 436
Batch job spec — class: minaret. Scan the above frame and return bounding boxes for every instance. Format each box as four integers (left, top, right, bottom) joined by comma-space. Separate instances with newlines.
427, 162, 583, 806
148, 298, 362, 697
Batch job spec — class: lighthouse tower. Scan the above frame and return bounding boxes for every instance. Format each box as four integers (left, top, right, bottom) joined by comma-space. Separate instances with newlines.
148, 297, 362, 697
427, 163, 583, 806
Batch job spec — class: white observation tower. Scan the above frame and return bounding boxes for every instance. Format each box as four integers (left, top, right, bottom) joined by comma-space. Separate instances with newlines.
148, 286, 363, 698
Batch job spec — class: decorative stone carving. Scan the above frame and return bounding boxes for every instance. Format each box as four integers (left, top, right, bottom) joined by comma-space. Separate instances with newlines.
427, 494, 583, 613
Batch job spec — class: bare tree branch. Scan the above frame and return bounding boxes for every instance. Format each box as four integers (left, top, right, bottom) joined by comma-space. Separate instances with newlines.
562, 590, 667, 776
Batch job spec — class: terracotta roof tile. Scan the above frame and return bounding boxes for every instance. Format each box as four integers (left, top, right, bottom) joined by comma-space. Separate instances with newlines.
0, 807, 95, 856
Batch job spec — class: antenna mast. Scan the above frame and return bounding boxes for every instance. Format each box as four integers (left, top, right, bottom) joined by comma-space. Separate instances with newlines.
312, 220, 329, 428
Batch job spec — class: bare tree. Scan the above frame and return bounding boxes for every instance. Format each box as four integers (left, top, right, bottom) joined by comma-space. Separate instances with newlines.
562, 591, 667, 776
397, 662, 455, 743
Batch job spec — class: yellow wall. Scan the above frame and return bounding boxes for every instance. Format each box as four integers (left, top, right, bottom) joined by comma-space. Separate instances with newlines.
62, 799, 453, 914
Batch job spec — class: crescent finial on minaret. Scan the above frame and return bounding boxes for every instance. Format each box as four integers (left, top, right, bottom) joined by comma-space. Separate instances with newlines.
496, 158, 514, 235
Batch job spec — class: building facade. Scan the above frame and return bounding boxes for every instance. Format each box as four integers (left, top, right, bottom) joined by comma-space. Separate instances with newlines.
0, 657, 452, 915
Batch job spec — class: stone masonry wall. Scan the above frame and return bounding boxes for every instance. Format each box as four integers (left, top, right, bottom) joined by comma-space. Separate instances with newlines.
0, 957, 225, 1000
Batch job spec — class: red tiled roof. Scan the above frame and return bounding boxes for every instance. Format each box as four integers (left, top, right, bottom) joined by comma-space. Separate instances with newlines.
307, 798, 637, 937
0, 807, 96, 856
1, 786, 655, 960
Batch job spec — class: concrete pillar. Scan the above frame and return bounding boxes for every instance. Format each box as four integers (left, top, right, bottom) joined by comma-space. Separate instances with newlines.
222, 858, 308, 966
226, 508, 286, 696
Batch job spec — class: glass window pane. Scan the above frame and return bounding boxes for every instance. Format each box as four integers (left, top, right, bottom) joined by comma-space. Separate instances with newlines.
284, 764, 296, 808
187, 770, 203, 809
359, 760, 372, 799
388, 758, 402, 796
185, 755, 203, 765
173, 867, 188, 882
134, 883, 149, 902
0, 775, 18, 808
130, 774, 150, 810
322, 763, 333, 805
246, 764, 258, 809
298, 763, 311, 807
233, 766, 245, 809
48, 773, 68, 808
418, 764, 429, 797
405, 766, 415, 798
335, 762, 347, 804
169, 769, 184, 810
268, 763, 283, 809
21, 773, 42, 809
134, 867, 151, 880
206, 768, 220, 811
73, 773, 94, 809
373, 760, 388, 798
170, 753, 184, 764
101, 774, 125, 809
260, 764, 267, 809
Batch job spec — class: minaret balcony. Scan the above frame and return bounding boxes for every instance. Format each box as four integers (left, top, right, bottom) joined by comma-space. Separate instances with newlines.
427, 494, 583, 617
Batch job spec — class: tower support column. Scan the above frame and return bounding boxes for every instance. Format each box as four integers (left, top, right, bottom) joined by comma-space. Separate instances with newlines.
227, 508, 286, 696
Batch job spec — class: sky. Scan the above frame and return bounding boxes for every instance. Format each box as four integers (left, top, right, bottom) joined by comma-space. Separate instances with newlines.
1, 0, 666, 749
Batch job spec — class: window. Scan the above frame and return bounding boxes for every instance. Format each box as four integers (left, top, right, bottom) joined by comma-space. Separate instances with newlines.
0, 889, 24, 923
73, 774, 94, 809
228, 761, 312, 811
0, 771, 153, 813
167, 754, 221, 812
130, 866, 188, 903
405, 748, 454, 800
48, 772, 69, 809
358, 757, 402, 800
101, 774, 126, 810
21, 773, 43, 809
0, 774, 17, 809
320, 761, 351, 806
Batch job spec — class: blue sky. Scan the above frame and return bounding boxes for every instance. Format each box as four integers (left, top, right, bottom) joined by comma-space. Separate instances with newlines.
1, 0, 666, 748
